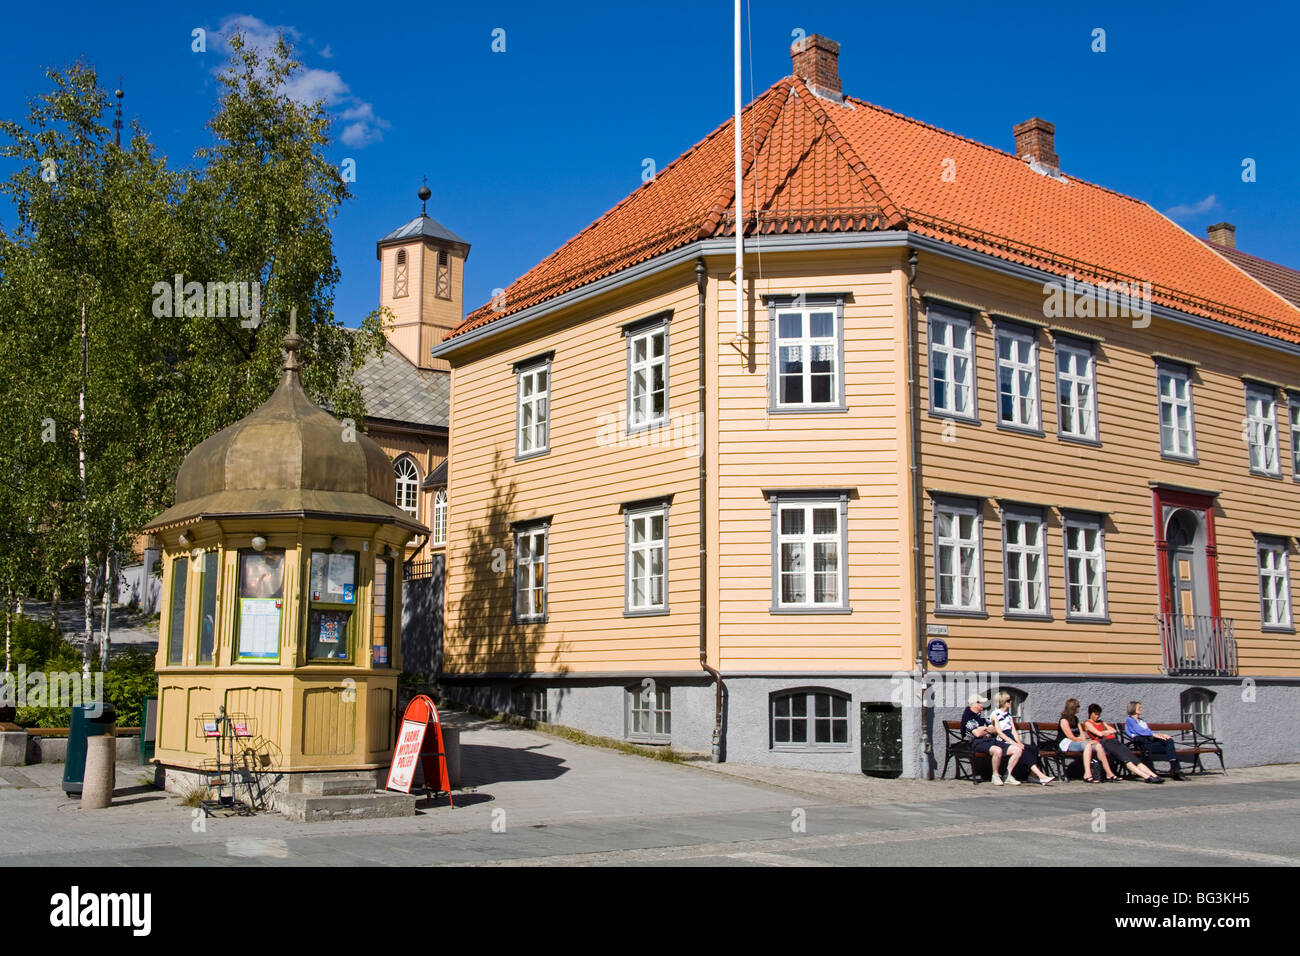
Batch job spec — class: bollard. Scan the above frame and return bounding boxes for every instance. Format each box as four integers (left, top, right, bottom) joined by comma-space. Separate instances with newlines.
82, 735, 116, 809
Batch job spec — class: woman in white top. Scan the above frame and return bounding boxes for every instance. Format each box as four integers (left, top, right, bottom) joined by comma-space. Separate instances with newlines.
991, 692, 1054, 785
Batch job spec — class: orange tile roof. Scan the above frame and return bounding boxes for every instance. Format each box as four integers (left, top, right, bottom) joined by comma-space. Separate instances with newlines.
450, 77, 1300, 345
1201, 239, 1300, 311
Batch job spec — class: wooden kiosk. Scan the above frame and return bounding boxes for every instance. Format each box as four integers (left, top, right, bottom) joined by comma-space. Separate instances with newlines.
144, 318, 428, 793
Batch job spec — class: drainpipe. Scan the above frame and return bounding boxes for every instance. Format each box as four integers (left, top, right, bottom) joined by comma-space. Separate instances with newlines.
697, 257, 724, 762
906, 250, 932, 779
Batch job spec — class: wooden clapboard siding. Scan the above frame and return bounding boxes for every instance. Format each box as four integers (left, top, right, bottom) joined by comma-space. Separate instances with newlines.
443, 267, 703, 675
712, 250, 912, 672
915, 255, 1300, 676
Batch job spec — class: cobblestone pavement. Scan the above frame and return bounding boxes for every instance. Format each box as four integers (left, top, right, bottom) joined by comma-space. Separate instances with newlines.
3, 711, 1298, 866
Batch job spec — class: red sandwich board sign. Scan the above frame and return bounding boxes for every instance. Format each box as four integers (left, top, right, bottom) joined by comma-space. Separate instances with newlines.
385, 694, 454, 806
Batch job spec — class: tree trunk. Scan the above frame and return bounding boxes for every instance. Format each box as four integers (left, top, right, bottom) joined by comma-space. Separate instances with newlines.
3, 584, 11, 673
80, 302, 92, 676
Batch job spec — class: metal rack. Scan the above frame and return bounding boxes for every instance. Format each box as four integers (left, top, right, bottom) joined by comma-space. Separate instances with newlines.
193, 708, 273, 816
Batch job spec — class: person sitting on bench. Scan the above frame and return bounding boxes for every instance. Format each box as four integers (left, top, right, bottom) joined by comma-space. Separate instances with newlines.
1083, 704, 1163, 784
1125, 701, 1186, 780
1058, 697, 1115, 782
992, 692, 1053, 785
961, 693, 1015, 786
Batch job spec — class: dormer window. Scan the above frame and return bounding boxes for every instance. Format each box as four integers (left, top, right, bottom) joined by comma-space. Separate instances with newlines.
436, 249, 451, 300
394, 249, 409, 298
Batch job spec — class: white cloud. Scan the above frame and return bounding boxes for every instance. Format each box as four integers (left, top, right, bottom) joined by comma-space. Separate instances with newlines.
212, 15, 387, 148
1164, 194, 1218, 219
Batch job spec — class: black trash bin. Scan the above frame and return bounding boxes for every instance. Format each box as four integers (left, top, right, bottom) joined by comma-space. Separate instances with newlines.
860, 702, 903, 778
62, 704, 116, 797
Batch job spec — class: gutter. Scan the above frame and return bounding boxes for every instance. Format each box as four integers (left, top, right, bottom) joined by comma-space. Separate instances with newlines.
696, 257, 724, 762
905, 250, 932, 779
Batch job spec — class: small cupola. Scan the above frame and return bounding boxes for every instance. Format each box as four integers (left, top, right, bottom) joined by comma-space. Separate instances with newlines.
376, 186, 471, 370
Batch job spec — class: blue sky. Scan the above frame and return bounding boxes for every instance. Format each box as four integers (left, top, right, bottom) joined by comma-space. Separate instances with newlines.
1, 1, 1297, 327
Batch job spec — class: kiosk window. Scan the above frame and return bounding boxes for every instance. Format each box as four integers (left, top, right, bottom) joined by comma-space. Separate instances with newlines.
198, 551, 218, 664
308, 551, 357, 661
372, 558, 395, 668
167, 558, 188, 665
236, 550, 284, 661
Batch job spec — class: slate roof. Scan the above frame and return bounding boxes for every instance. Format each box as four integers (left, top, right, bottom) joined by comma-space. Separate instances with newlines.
1201, 240, 1300, 311
378, 213, 470, 249
421, 459, 447, 490
354, 341, 449, 429
449, 74, 1300, 346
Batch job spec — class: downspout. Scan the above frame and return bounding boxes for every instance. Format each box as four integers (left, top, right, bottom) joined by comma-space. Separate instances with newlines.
906, 250, 932, 779
697, 257, 724, 762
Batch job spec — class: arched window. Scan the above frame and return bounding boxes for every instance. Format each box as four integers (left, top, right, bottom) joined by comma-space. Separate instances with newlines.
394, 249, 408, 298
770, 688, 851, 751
393, 457, 419, 516
1180, 687, 1215, 736
432, 488, 448, 546
990, 686, 1028, 720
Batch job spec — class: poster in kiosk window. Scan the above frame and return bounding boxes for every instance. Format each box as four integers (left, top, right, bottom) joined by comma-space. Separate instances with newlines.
386, 695, 454, 805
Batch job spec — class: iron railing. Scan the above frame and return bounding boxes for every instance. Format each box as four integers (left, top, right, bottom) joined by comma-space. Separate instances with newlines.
1158, 613, 1237, 677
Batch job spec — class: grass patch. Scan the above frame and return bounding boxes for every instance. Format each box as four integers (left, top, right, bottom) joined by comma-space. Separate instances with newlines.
443, 698, 687, 764
177, 785, 208, 808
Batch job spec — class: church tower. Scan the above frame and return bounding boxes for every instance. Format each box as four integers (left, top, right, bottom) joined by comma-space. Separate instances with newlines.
375, 186, 470, 372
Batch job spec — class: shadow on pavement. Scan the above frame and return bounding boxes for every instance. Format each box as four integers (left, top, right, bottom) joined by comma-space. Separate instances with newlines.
459, 743, 568, 787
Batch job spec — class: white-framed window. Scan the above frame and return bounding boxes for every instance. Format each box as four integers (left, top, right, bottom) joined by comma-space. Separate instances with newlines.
393, 457, 420, 517
1157, 363, 1196, 460
770, 495, 848, 611
515, 358, 550, 458
1056, 338, 1097, 442
432, 488, 448, 546
625, 502, 668, 614
1063, 512, 1107, 620
771, 689, 851, 751
929, 308, 976, 419
1180, 688, 1214, 737
1257, 536, 1292, 631
771, 302, 842, 409
626, 321, 669, 430
1245, 384, 1280, 476
1289, 394, 1300, 480
513, 521, 549, 623
995, 323, 1039, 430
934, 497, 983, 614
627, 683, 671, 743
512, 687, 549, 723
1001, 506, 1048, 617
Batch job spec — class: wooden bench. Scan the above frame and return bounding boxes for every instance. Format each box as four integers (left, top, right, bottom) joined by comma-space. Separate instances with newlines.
942, 720, 989, 781
1026, 721, 1091, 781
1118, 722, 1226, 775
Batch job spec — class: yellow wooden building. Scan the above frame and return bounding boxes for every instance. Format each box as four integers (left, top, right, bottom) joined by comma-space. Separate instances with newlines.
429, 34, 1300, 775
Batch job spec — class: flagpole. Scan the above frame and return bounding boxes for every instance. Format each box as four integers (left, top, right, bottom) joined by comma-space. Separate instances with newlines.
733, 0, 744, 340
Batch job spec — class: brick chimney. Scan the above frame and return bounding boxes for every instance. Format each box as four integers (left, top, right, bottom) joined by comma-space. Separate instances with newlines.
791, 34, 841, 100
1013, 117, 1058, 170
1206, 222, 1236, 249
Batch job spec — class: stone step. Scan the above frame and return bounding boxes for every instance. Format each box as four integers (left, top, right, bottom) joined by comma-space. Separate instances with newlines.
301, 775, 379, 796
276, 790, 418, 823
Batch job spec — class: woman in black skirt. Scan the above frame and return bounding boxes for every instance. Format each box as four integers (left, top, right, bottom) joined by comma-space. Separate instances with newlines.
1083, 704, 1164, 783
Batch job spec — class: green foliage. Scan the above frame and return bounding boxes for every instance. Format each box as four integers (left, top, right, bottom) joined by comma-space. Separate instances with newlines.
100, 646, 157, 728
0, 34, 386, 613
0, 617, 80, 672
15, 706, 72, 728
